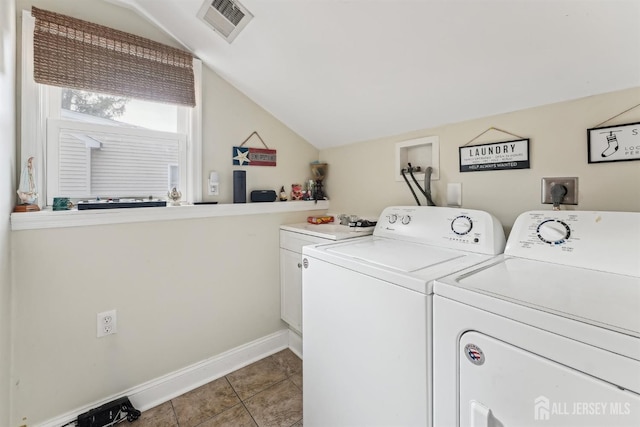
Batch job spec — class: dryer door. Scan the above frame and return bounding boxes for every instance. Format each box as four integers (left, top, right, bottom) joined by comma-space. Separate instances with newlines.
459, 331, 640, 427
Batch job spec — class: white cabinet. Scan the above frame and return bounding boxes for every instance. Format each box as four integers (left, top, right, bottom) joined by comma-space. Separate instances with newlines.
279, 230, 330, 334
279, 223, 375, 336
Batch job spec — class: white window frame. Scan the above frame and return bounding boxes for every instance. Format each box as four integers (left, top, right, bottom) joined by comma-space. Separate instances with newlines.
20, 11, 202, 208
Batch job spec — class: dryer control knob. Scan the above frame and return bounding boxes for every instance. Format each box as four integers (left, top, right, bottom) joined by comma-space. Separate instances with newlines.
537, 219, 571, 244
402, 215, 411, 225
451, 215, 473, 235
388, 214, 398, 224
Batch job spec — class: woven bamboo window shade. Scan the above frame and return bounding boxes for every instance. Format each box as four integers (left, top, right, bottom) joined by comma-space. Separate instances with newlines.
32, 7, 196, 107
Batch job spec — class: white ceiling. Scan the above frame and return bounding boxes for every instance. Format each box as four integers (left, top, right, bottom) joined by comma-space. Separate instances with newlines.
111, 0, 640, 149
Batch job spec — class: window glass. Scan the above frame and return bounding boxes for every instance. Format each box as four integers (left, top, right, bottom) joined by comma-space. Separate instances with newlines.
61, 89, 179, 133
53, 122, 183, 199
52, 89, 187, 202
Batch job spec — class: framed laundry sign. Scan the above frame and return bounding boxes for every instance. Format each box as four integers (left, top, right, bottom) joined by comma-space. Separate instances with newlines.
459, 139, 530, 172
232, 131, 277, 166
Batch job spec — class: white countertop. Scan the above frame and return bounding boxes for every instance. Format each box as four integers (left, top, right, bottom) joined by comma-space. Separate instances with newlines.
280, 221, 375, 240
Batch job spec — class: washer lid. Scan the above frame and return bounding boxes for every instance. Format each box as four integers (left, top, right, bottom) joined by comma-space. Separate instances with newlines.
327, 239, 464, 272
305, 236, 495, 294
450, 257, 640, 338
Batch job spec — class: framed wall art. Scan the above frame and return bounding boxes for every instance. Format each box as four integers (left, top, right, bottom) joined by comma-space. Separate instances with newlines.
232, 131, 277, 166
459, 139, 530, 172
587, 122, 640, 164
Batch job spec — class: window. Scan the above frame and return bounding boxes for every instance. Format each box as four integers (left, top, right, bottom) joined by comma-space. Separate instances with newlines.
47, 88, 188, 203
21, 10, 202, 207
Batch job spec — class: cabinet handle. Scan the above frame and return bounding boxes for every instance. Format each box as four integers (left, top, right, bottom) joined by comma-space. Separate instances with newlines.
297, 263, 302, 268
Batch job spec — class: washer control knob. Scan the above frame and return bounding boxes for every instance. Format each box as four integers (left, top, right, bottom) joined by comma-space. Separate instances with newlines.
402, 215, 411, 225
537, 219, 571, 244
451, 215, 473, 235
388, 214, 398, 224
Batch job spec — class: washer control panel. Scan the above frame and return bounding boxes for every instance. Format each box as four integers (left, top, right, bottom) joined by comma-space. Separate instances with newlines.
507, 210, 640, 277
375, 206, 505, 255
451, 215, 473, 235
536, 219, 571, 245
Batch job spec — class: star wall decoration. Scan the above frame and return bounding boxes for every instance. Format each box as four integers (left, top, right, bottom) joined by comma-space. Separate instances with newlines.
232, 132, 277, 166
232, 145, 277, 166
233, 147, 251, 166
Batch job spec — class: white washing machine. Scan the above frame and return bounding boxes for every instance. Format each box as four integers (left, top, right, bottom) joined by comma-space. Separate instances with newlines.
302, 206, 506, 427
433, 210, 640, 427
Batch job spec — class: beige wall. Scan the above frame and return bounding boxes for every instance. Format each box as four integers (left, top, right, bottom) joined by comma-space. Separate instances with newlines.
11, 0, 320, 425
321, 87, 640, 232
11, 210, 325, 425
1, 0, 16, 426
201, 68, 319, 203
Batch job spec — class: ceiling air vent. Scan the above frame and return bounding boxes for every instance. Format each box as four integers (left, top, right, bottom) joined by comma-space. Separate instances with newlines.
198, 0, 253, 43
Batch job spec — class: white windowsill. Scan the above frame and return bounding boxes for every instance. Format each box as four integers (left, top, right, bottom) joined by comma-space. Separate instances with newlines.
10, 200, 330, 231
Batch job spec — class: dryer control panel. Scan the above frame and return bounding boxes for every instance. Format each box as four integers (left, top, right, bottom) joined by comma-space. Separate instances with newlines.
374, 206, 506, 255
536, 219, 571, 245
506, 210, 640, 277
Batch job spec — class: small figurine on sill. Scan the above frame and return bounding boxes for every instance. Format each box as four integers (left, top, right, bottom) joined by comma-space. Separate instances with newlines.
14, 156, 40, 212
167, 187, 182, 206
291, 184, 303, 201
279, 186, 288, 201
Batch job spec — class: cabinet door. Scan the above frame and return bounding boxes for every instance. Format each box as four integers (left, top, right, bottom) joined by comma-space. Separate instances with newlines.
280, 248, 302, 333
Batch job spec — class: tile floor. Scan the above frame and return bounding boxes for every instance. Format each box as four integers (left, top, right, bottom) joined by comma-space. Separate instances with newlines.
132, 349, 303, 427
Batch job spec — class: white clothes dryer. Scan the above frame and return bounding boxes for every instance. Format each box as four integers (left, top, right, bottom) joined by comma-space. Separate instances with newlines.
433, 210, 640, 427
302, 206, 506, 427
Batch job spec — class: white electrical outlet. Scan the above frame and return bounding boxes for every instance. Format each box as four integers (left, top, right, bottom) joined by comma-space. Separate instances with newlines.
97, 309, 117, 338
208, 171, 219, 196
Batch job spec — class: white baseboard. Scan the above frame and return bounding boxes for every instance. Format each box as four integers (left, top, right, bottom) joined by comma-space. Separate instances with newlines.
38, 329, 290, 427
288, 329, 303, 359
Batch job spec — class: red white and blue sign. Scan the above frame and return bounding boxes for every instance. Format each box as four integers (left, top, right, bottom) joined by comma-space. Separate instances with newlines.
232, 146, 277, 167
